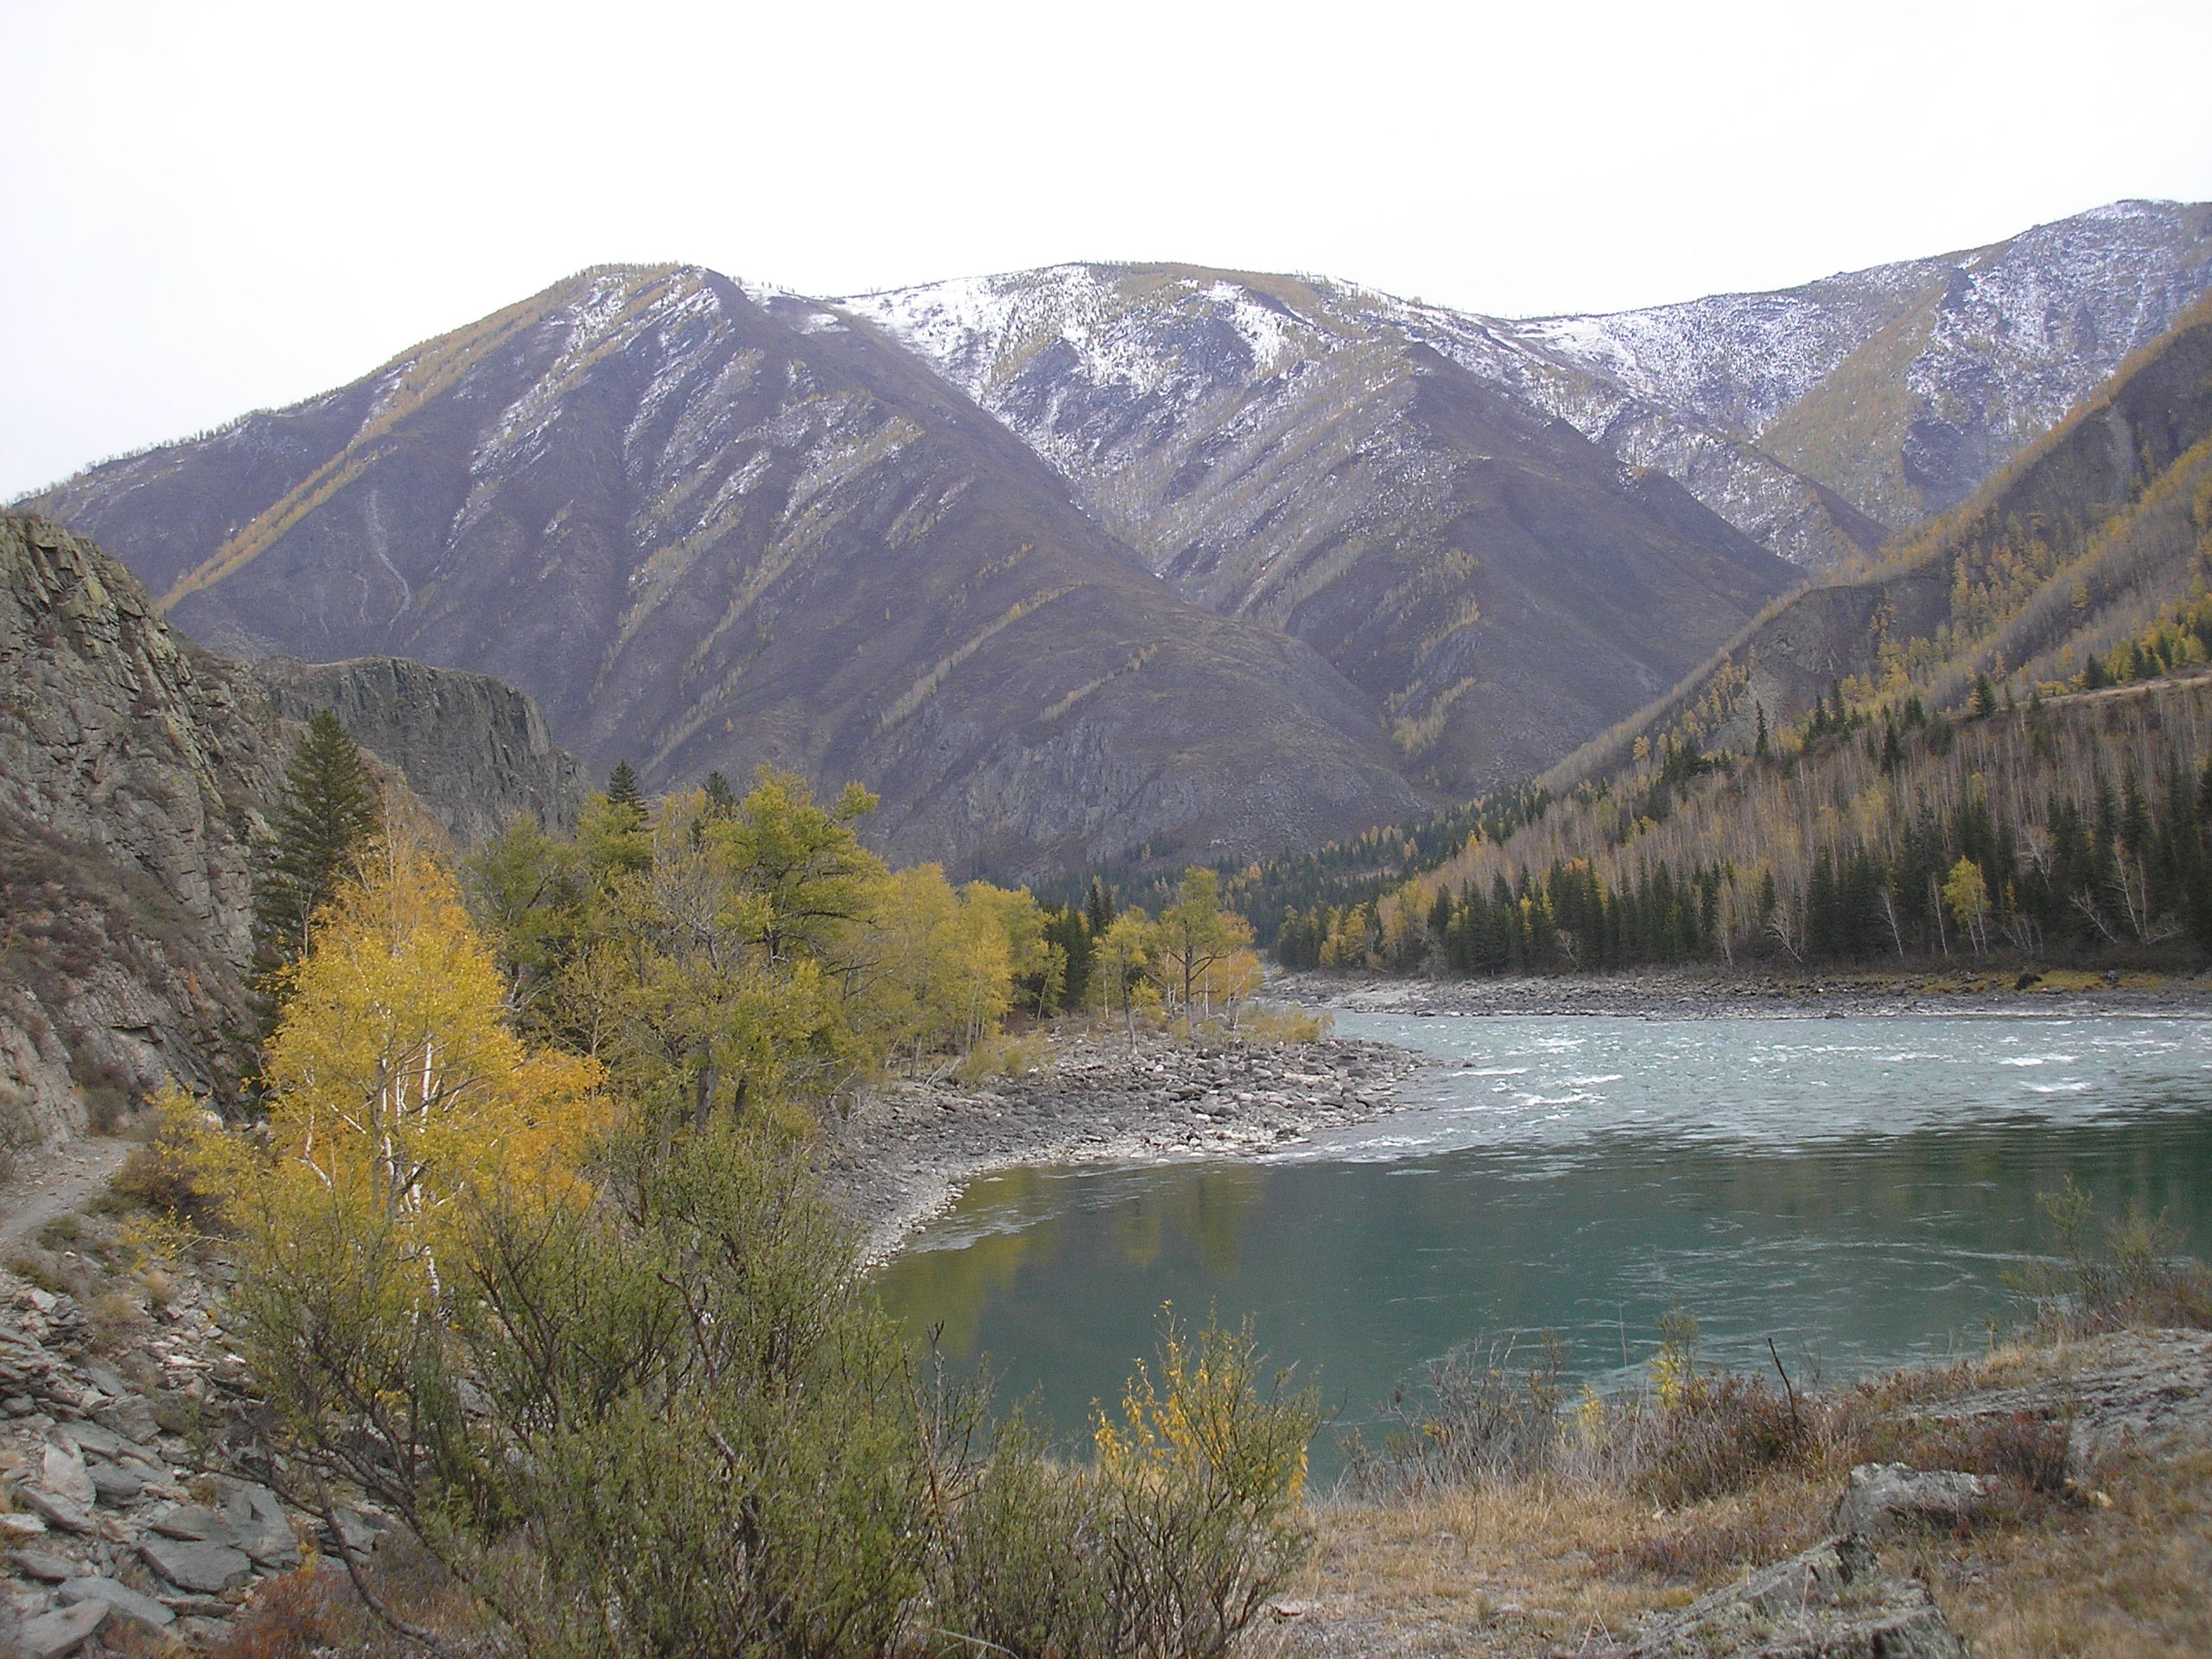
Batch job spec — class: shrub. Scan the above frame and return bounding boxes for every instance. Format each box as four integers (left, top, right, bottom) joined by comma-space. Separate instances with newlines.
2013, 1176, 2212, 1335
1340, 1332, 1565, 1498
937, 1314, 1319, 1659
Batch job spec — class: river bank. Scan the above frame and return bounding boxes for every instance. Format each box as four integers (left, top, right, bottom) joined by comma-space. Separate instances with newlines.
1279, 964, 2212, 1020
817, 1027, 1428, 1263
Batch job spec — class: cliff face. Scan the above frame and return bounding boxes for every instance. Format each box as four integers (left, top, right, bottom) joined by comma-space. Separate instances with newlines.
0, 517, 286, 1147
251, 655, 587, 847
0, 517, 591, 1162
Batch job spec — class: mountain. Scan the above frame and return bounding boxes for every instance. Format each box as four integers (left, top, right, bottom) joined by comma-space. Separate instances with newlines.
841, 267, 1801, 791
1550, 288, 2212, 787
29, 268, 1437, 880
1247, 288, 2212, 969
850, 202, 2212, 576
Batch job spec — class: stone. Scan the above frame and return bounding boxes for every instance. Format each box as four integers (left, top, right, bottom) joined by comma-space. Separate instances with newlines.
138, 1535, 253, 1594
1834, 1463, 1990, 1537
86, 1463, 141, 1504
1625, 1535, 1964, 1659
60, 1574, 175, 1632
92, 1394, 161, 1446
79, 1363, 129, 1400
12, 1597, 109, 1659
16, 1490, 92, 1535
37, 1446, 94, 1510
5, 1550, 77, 1583
149, 1503, 238, 1545
0, 1512, 50, 1539
223, 1483, 300, 1567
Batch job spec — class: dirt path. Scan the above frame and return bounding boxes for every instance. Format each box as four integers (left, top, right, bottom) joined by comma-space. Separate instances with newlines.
0, 1136, 132, 1249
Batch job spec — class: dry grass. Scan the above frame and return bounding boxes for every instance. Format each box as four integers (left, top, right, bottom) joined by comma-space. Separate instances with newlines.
1282, 1329, 2208, 1658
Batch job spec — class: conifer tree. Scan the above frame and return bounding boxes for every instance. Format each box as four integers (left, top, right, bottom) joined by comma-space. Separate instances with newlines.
702, 769, 735, 813
253, 711, 383, 984
1084, 876, 1116, 938
606, 760, 645, 816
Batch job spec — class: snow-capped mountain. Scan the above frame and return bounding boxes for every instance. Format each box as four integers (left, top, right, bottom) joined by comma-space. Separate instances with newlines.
842, 200, 2212, 568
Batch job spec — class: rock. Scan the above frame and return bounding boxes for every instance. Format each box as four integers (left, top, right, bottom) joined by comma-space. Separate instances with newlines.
0, 1511, 50, 1539
5, 1550, 77, 1583
1626, 1535, 1963, 1659
77, 1364, 128, 1401
59, 1574, 175, 1632
86, 1463, 141, 1504
138, 1535, 253, 1594
12, 1597, 108, 1659
223, 1483, 301, 1567
16, 1489, 92, 1535
37, 1446, 94, 1510
148, 1503, 238, 1545
1834, 1463, 1990, 1537
92, 1395, 161, 1446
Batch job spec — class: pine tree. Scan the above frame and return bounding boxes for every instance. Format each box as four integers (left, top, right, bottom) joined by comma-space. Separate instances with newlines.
702, 770, 735, 813
1754, 702, 1770, 760
1084, 877, 1116, 938
253, 711, 384, 984
607, 760, 645, 816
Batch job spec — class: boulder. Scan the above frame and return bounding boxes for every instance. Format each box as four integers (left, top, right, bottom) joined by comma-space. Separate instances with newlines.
148, 1501, 238, 1544
1833, 1463, 1989, 1537
60, 1574, 176, 1634
4, 1548, 77, 1583
224, 1482, 301, 1567
16, 1487, 92, 1534
139, 1535, 253, 1594
86, 1461, 142, 1504
37, 1446, 94, 1510
1626, 1535, 1963, 1659
12, 1598, 109, 1659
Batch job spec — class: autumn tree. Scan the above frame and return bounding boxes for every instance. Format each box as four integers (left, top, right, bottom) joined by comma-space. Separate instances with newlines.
1158, 868, 1255, 1031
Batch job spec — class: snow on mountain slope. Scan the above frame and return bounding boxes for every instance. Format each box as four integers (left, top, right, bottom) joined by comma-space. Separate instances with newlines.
846, 201, 2212, 572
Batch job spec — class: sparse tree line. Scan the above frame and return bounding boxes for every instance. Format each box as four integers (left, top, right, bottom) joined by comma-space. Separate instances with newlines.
1279, 678, 2212, 975
137, 724, 1315, 1658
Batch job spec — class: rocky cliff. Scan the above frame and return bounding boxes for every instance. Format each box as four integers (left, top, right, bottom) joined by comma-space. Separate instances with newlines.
0, 517, 286, 1150
0, 517, 594, 1161
251, 655, 586, 847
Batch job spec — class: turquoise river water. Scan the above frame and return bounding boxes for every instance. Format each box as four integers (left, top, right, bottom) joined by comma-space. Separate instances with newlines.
873, 1014, 2212, 1476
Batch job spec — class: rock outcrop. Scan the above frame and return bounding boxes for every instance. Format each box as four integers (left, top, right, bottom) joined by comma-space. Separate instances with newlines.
0, 515, 592, 1166
0, 516, 288, 1147
251, 653, 587, 846
1620, 1533, 1964, 1658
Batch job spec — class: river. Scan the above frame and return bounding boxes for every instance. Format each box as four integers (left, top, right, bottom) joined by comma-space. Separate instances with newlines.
873, 1013, 2212, 1478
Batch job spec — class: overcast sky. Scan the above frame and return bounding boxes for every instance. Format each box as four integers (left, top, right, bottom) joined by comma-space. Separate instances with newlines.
4, 0, 2209, 500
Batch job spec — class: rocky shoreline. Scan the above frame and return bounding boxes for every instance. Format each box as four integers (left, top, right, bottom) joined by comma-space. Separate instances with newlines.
1282, 966, 2212, 1021
817, 1027, 1428, 1263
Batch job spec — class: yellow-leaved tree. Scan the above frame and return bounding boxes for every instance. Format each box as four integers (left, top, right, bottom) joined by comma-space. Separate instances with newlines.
256, 837, 606, 1236
221, 837, 607, 1593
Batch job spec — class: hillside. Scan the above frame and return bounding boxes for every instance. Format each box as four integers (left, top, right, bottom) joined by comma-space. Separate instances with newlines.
849, 201, 2212, 577
29, 268, 1433, 881
842, 265, 1801, 791
1258, 292, 2212, 972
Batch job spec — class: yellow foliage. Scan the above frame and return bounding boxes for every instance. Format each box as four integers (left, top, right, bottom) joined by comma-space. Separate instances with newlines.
255, 840, 607, 1243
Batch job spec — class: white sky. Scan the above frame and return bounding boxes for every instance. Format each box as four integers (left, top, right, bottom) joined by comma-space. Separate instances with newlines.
4, 0, 2209, 500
